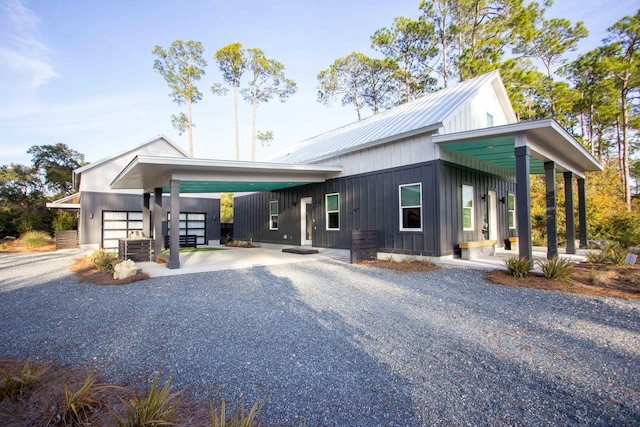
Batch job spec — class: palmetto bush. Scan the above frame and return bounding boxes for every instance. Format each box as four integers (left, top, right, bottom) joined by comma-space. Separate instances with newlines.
504, 256, 533, 278
537, 256, 573, 281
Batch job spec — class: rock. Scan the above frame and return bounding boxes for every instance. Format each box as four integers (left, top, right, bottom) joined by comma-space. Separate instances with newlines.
113, 259, 137, 280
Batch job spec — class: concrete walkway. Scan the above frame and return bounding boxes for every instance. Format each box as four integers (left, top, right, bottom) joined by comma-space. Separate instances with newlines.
139, 243, 588, 278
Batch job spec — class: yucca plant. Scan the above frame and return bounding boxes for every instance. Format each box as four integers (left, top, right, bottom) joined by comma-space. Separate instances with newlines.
504, 256, 533, 278
115, 375, 182, 426
537, 256, 573, 281
210, 398, 265, 427
0, 357, 50, 400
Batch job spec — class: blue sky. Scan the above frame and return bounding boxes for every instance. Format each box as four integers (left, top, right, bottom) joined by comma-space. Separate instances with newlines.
0, 0, 636, 166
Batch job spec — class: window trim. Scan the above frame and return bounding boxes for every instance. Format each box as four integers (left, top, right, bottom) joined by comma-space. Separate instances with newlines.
325, 193, 340, 231
399, 183, 423, 232
507, 193, 516, 229
462, 184, 475, 231
269, 200, 278, 230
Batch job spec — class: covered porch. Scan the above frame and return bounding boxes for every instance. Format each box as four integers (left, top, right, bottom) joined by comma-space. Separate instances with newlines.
110, 156, 342, 269
435, 119, 603, 260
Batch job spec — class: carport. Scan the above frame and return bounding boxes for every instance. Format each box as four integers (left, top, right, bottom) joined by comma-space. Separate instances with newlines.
435, 119, 603, 260
110, 156, 342, 269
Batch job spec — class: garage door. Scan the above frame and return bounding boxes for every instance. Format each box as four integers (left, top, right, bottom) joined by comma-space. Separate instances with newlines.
168, 212, 206, 245
102, 211, 143, 250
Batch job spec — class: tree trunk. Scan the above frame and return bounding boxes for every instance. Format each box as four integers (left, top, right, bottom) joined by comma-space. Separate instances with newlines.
621, 86, 631, 210
187, 98, 193, 157
252, 84, 258, 162
234, 81, 240, 161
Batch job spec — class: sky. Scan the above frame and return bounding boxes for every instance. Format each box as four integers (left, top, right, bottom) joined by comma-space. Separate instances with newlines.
0, 0, 637, 166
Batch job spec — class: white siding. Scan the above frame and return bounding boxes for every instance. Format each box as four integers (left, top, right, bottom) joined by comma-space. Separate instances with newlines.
79, 139, 186, 193
311, 133, 437, 177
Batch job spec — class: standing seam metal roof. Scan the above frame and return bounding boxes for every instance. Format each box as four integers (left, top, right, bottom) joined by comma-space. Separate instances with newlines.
270, 71, 502, 164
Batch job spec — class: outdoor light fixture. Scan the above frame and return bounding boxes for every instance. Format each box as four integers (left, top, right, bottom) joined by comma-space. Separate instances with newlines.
292, 200, 297, 206
481, 194, 486, 202
500, 197, 506, 204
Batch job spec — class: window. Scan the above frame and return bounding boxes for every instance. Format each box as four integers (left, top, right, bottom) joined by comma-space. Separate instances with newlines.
462, 185, 474, 231
487, 113, 494, 127
399, 183, 422, 231
507, 193, 516, 229
167, 212, 207, 245
326, 193, 339, 230
269, 201, 278, 230
102, 211, 143, 250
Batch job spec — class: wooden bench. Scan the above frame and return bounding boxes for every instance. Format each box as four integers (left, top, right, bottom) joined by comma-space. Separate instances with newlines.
459, 240, 497, 260
163, 234, 197, 249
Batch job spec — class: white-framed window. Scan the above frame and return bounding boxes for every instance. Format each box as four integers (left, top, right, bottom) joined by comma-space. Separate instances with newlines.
487, 112, 494, 127
399, 183, 422, 231
325, 193, 339, 230
269, 200, 278, 230
462, 185, 474, 231
507, 193, 516, 229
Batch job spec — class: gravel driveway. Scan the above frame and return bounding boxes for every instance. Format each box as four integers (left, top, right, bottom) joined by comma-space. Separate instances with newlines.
0, 251, 639, 426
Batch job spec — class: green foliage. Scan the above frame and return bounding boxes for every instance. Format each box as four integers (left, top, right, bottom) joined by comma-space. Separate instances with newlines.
221, 192, 234, 223
504, 256, 533, 278
209, 398, 264, 427
21, 230, 51, 248
53, 209, 77, 231
17, 213, 42, 235
586, 244, 628, 266
604, 210, 640, 248
27, 143, 85, 196
0, 357, 50, 400
536, 256, 574, 281
56, 371, 107, 425
115, 375, 182, 427
91, 249, 120, 272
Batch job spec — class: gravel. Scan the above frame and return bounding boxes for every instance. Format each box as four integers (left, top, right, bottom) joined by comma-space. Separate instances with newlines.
0, 251, 639, 426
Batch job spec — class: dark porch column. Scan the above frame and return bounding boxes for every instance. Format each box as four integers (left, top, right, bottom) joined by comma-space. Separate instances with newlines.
578, 177, 588, 249
545, 162, 558, 259
563, 172, 576, 254
152, 187, 163, 262
168, 179, 181, 269
143, 192, 151, 238
515, 145, 533, 259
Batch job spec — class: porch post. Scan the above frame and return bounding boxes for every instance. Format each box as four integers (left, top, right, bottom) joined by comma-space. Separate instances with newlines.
545, 162, 558, 259
143, 192, 151, 238
577, 177, 588, 249
168, 179, 181, 269
153, 187, 163, 262
563, 172, 576, 254
515, 145, 533, 260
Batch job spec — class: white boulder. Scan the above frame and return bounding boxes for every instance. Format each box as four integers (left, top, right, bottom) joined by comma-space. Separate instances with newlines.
113, 259, 138, 280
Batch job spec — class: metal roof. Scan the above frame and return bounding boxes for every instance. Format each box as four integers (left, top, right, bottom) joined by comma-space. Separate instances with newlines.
270, 71, 505, 164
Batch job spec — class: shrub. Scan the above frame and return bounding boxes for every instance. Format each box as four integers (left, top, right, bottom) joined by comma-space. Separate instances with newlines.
46, 371, 109, 425
115, 375, 182, 426
53, 209, 77, 231
0, 357, 50, 400
604, 210, 640, 248
586, 243, 628, 266
21, 230, 51, 248
210, 397, 265, 427
537, 256, 573, 281
504, 256, 533, 278
90, 249, 120, 271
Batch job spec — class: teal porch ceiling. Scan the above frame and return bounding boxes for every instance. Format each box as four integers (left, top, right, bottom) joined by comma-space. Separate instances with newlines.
442, 136, 545, 174
163, 181, 311, 193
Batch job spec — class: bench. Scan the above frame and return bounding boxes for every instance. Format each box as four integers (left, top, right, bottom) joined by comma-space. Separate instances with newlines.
459, 240, 497, 260
505, 236, 519, 251
163, 234, 197, 249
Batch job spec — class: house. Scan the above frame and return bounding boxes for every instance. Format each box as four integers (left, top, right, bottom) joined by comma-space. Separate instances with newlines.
108, 71, 602, 269
232, 71, 602, 259
47, 136, 221, 253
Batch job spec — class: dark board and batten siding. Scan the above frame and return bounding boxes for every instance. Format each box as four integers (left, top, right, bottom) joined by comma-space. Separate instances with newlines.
234, 159, 516, 257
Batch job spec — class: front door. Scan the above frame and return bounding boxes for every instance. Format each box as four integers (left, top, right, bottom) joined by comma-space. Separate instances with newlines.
487, 190, 498, 241
301, 197, 312, 245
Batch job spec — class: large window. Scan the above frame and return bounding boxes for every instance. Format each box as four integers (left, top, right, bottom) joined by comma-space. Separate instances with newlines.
399, 183, 422, 231
507, 193, 516, 229
102, 211, 143, 250
462, 185, 474, 231
269, 201, 278, 230
326, 193, 340, 230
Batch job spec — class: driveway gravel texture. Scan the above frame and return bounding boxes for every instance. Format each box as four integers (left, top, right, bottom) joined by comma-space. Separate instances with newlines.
0, 251, 639, 426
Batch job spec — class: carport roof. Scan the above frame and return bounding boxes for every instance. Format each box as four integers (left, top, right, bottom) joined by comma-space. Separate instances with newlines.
110, 155, 343, 193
